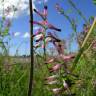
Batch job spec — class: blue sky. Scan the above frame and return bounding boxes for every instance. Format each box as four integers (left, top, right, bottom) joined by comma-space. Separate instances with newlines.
3, 0, 96, 56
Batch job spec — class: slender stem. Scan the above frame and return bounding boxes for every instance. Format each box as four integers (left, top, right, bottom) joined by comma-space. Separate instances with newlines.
28, 0, 33, 96
43, 29, 50, 70
44, 31, 46, 61
71, 18, 96, 72
68, 0, 89, 24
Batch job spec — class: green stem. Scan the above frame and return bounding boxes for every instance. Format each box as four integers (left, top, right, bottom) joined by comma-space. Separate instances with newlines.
71, 18, 96, 72
68, 0, 89, 24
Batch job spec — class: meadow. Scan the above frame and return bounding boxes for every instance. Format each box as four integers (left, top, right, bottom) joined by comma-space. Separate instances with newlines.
0, 0, 96, 96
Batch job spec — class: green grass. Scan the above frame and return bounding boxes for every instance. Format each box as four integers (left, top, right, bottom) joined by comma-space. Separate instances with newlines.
0, 54, 96, 96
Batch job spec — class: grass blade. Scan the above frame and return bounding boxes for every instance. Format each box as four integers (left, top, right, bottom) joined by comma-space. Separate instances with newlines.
71, 18, 96, 72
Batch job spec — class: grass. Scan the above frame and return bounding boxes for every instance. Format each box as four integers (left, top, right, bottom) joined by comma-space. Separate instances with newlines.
0, 51, 96, 96
0, 1, 96, 95
0, 22, 96, 96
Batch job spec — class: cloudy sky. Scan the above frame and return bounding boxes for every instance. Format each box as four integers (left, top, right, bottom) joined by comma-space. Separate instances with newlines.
0, 0, 96, 56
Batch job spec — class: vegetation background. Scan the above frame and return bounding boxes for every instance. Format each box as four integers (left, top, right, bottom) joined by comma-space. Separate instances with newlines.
0, 0, 96, 96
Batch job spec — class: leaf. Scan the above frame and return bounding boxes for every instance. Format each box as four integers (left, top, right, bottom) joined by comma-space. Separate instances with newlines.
71, 18, 96, 72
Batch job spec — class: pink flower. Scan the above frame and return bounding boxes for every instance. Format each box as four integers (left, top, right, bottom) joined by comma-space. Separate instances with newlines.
40, 20, 48, 25
49, 64, 62, 72
35, 34, 44, 42
51, 88, 62, 94
48, 24, 61, 31
60, 54, 75, 61
33, 21, 46, 26
33, 21, 48, 28
33, 20, 47, 26
33, 28, 44, 37
34, 5, 48, 20
45, 75, 58, 82
45, 80, 58, 85
33, 21, 61, 31
45, 58, 55, 64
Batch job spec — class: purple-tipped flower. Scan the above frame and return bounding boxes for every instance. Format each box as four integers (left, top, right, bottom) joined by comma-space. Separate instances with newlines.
43, 5, 48, 17
33, 5, 61, 31
48, 24, 61, 32
35, 34, 44, 42
33, 20, 48, 29
33, 21, 47, 27
34, 5, 48, 20
33, 28, 44, 37
49, 64, 62, 72
33, 20, 61, 32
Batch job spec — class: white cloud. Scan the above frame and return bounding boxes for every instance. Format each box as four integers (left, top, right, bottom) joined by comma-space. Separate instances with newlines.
14, 32, 20, 37
23, 32, 30, 38
0, 0, 29, 18
32, 0, 36, 9
0, 0, 48, 18
37, 0, 48, 4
